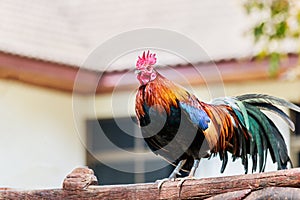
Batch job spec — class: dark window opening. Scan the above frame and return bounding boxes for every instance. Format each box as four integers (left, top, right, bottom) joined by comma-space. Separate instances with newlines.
86, 117, 173, 185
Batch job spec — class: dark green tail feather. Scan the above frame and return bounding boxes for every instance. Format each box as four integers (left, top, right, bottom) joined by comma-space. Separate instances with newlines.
250, 102, 295, 131
211, 94, 296, 173
248, 113, 266, 172
232, 106, 267, 172
245, 103, 289, 171
220, 151, 228, 173
236, 94, 300, 113
241, 101, 292, 172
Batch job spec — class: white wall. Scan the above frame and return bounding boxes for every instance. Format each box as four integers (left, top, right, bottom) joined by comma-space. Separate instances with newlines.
0, 79, 86, 189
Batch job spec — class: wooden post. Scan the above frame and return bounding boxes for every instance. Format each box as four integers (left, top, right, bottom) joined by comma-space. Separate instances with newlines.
1, 167, 300, 199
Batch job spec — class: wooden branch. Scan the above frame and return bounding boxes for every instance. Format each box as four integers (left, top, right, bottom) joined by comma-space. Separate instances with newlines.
205, 187, 300, 200
62, 167, 98, 190
244, 187, 300, 200
205, 189, 252, 200
1, 167, 300, 199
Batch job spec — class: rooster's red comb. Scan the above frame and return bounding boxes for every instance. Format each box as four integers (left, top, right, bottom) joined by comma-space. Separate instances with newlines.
136, 50, 157, 69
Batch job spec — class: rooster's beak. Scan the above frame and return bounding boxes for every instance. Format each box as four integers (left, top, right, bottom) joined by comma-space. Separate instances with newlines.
135, 69, 142, 74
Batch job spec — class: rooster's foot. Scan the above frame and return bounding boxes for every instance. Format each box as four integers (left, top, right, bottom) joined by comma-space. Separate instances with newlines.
177, 176, 196, 188
156, 177, 175, 190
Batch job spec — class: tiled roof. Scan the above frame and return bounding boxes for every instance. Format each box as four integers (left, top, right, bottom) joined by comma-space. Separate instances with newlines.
0, 0, 255, 71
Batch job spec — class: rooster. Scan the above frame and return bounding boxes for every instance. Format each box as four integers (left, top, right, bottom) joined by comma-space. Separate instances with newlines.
135, 51, 300, 184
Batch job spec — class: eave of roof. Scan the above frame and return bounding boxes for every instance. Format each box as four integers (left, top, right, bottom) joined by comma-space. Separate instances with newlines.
0, 51, 298, 95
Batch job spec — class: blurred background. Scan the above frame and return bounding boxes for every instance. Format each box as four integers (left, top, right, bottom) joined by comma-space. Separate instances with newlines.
0, 0, 300, 189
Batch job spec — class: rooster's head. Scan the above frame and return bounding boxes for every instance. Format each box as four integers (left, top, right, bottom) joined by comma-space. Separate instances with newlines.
135, 50, 157, 85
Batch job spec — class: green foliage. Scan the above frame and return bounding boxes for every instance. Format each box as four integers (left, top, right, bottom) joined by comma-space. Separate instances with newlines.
243, 0, 300, 75
270, 52, 280, 76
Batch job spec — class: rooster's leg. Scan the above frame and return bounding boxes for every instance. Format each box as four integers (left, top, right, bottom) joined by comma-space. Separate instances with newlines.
188, 159, 199, 177
168, 159, 187, 179
156, 159, 186, 190
177, 159, 199, 188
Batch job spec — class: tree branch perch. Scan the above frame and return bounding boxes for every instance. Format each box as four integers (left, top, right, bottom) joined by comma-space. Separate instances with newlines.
1, 167, 300, 199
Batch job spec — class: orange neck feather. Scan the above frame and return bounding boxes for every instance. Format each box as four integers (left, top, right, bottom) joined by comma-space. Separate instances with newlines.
135, 73, 188, 117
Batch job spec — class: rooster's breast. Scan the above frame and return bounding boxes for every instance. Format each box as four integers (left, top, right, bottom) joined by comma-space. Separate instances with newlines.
138, 102, 201, 163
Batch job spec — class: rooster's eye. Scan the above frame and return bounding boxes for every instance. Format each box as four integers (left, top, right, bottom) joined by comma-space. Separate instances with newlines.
146, 66, 152, 71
